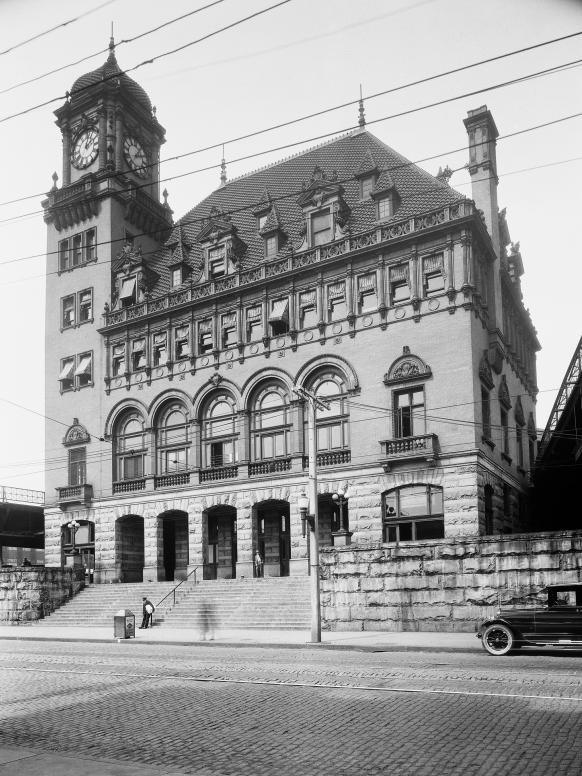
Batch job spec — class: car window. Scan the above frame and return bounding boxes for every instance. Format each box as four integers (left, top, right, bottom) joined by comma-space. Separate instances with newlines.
551, 591, 577, 607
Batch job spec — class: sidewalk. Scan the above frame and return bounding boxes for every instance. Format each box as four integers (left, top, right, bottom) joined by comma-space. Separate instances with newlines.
0, 623, 479, 652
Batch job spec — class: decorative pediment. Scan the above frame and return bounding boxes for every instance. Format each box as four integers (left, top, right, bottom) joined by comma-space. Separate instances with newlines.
166, 224, 191, 264
371, 170, 396, 198
111, 243, 159, 307
196, 216, 235, 243
384, 350, 432, 386
63, 418, 90, 446
252, 188, 272, 217
297, 165, 345, 209
479, 350, 494, 390
498, 375, 512, 409
259, 204, 284, 236
355, 150, 379, 179
514, 395, 525, 426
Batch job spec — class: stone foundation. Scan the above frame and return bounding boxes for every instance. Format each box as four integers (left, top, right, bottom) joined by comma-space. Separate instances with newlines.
320, 530, 582, 632
0, 566, 85, 624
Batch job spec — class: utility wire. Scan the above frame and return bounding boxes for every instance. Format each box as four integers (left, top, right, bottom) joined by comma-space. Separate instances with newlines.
1, 90, 582, 236
0, 0, 118, 57
2, 32, 582, 206
0, 0, 294, 124
0, 1, 227, 97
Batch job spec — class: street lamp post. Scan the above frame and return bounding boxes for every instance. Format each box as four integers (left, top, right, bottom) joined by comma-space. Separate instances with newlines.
332, 487, 352, 546
67, 518, 82, 567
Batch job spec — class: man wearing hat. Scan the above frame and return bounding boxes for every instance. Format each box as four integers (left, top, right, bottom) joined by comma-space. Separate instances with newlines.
139, 596, 155, 629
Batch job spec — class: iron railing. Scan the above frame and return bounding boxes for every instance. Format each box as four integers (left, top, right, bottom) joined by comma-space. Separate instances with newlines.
156, 566, 201, 609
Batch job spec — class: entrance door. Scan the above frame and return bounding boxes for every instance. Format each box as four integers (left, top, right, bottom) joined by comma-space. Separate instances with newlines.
205, 507, 237, 580
256, 501, 290, 577
163, 520, 175, 581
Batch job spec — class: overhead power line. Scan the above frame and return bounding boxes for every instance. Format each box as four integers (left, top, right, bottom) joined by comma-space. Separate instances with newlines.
0, 0, 118, 57
0, 0, 295, 125
0, 0, 228, 97
1, 147, 581, 282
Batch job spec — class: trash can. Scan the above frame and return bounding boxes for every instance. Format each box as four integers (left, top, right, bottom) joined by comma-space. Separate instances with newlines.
113, 609, 135, 639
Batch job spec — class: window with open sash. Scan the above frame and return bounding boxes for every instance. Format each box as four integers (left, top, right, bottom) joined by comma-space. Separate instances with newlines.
221, 313, 237, 348
269, 298, 289, 336
112, 343, 126, 377
423, 254, 445, 296
327, 282, 346, 322
298, 290, 317, 328
393, 387, 425, 438
246, 306, 263, 342
152, 333, 167, 366
208, 246, 226, 279
357, 274, 377, 312
174, 325, 190, 360
132, 338, 146, 371
198, 320, 213, 354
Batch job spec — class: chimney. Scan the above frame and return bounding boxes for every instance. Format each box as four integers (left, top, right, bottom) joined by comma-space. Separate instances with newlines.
463, 105, 500, 258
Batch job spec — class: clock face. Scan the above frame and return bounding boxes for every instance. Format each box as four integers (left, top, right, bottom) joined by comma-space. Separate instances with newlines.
123, 135, 148, 177
72, 128, 99, 169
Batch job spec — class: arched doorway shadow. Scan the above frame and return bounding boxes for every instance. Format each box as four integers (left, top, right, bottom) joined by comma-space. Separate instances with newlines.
255, 500, 290, 577
204, 505, 237, 580
159, 510, 189, 581
115, 515, 144, 583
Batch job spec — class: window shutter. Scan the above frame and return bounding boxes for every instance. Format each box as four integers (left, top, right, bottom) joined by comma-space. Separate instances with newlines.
423, 254, 443, 274
299, 290, 316, 308
389, 264, 409, 283
358, 274, 376, 293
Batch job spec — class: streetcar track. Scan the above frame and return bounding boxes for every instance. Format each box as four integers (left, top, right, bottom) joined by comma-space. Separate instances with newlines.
1, 664, 581, 703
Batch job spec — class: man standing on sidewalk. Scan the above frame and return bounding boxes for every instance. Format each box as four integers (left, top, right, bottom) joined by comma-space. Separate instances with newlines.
139, 596, 155, 629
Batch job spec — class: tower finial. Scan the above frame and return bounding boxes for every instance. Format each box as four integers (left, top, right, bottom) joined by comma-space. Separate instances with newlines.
220, 145, 227, 187
358, 84, 366, 129
109, 23, 115, 51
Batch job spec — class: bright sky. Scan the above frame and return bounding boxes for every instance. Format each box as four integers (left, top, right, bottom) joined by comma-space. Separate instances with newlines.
0, 0, 580, 492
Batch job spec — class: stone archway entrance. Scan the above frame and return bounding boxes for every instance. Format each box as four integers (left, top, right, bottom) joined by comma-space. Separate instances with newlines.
255, 500, 290, 577
204, 505, 237, 580
159, 510, 189, 581
115, 516, 144, 583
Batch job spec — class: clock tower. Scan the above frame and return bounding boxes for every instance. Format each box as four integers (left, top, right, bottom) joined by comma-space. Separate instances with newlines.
42, 39, 173, 557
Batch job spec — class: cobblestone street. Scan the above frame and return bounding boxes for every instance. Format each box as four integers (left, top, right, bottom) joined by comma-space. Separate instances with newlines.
1, 641, 581, 775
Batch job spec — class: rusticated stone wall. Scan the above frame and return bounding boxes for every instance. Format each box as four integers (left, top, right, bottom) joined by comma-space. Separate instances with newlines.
320, 531, 582, 632
0, 566, 85, 624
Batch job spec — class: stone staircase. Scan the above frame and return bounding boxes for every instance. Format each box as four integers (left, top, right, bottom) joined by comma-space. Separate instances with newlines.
158, 576, 311, 630
34, 576, 311, 630
35, 582, 179, 627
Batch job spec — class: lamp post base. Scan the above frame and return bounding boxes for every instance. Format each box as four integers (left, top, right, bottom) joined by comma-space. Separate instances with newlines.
332, 529, 353, 547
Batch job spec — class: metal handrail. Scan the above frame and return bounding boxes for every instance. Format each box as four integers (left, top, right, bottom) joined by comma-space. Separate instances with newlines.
156, 566, 201, 609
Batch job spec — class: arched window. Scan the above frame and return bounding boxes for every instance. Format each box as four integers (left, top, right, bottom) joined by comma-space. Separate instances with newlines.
304, 371, 350, 455
156, 403, 190, 474
114, 411, 147, 481
202, 395, 238, 468
382, 484, 444, 542
251, 386, 290, 460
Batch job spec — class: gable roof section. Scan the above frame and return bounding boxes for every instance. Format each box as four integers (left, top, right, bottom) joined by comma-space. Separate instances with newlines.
147, 129, 464, 295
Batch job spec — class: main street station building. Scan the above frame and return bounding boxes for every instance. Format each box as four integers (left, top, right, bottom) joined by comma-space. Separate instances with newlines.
43, 42, 539, 584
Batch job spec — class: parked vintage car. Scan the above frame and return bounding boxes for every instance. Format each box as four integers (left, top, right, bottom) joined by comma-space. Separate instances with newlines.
478, 583, 582, 655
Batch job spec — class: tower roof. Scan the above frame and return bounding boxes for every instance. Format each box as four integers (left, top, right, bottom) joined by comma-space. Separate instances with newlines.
68, 38, 152, 113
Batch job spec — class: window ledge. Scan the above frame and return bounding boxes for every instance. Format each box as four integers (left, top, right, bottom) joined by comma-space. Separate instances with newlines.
482, 436, 495, 450
57, 258, 98, 275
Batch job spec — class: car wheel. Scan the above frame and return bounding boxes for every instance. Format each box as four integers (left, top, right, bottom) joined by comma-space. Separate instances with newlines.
482, 623, 514, 656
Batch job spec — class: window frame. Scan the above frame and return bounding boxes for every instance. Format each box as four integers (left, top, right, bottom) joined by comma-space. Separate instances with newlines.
393, 386, 426, 439
58, 228, 97, 273
305, 372, 350, 454
68, 447, 86, 486
201, 395, 238, 469
156, 403, 190, 475
311, 209, 332, 247
114, 412, 147, 482
382, 485, 444, 543
251, 386, 291, 462
377, 196, 392, 220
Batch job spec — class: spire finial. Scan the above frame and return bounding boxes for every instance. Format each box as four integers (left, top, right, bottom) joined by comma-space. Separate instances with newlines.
220, 145, 227, 187
358, 84, 366, 129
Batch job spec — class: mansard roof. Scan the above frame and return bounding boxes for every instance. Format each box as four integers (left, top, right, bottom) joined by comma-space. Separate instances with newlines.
148, 129, 464, 296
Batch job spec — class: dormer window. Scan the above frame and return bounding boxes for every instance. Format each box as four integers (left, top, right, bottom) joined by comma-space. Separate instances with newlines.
378, 196, 393, 220
360, 175, 375, 199
170, 266, 184, 287
258, 213, 268, 230
265, 235, 278, 258
208, 246, 226, 279
119, 276, 137, 308
311, 209, 332, 247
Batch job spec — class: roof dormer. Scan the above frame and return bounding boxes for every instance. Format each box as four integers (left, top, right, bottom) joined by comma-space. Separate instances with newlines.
196, 206, 246, 280
296, 166, 350, 251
